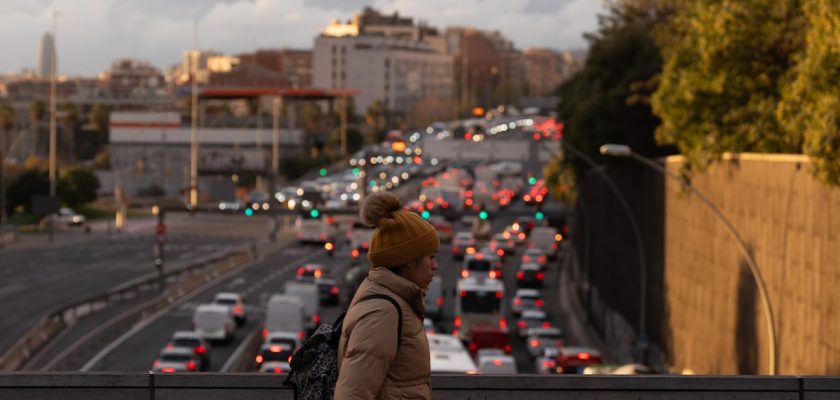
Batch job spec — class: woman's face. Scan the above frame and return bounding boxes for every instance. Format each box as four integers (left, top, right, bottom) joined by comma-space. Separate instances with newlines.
402, 252, 438, 289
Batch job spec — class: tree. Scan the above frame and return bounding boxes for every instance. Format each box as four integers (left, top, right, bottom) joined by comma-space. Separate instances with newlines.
29, 100, 46, 155
652, 0, 806, 174
328, 127, 363, 154
60, 103, 79, 162
778, 0, 840, 185
89, 103, 110, 146
58, 167, 100, 208
5, 169, 48, 215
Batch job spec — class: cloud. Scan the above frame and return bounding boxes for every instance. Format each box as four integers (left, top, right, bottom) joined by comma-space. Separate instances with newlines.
0, 0, 602, 75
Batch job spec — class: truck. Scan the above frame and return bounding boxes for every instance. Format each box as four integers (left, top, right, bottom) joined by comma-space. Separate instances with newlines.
263, 294, 306, 340
284, 282, 321, 332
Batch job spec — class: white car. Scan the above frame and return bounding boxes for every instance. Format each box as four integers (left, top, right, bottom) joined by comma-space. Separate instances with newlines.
525, 327, 564, 358
260, 361, 291, 373
56, 207, 86, 226
517, 309, 549, 338
166, 331, 210, 369
476, 353, 518, 374
512, 289, 544, 316
212, 292, 246, 325
153, 347, 201, 373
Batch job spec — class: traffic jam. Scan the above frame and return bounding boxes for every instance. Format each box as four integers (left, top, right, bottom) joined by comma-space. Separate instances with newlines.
147, 120, 605, 376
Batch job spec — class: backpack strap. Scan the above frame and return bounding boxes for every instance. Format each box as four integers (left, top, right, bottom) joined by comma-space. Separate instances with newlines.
358, 294, 403, 350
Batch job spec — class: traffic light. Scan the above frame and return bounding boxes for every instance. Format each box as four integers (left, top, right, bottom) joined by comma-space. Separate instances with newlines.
309, 209, 321, 219
319, 168, 327, 177
535, 211, 545, 220
421, 210, 430, 219
528, 176, 537, 185
352, 167, 360, 176
244, 208, 254, 217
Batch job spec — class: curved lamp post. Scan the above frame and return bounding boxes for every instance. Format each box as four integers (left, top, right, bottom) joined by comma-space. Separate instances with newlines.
599, 143, 777, 375
543, 140, 649, 363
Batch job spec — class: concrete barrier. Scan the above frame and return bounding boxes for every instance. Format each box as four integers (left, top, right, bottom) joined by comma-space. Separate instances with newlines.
1, 373, 832, 400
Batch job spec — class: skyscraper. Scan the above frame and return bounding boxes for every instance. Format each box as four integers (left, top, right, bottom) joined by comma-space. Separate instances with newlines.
38, 33, 55, 78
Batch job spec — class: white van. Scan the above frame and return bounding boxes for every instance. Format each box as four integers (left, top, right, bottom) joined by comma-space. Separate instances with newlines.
264, 294, 305, 339
193, 304, 235, 342
424, 276, 443, 321
427, 333, 478, 374
284, 282, 321, 331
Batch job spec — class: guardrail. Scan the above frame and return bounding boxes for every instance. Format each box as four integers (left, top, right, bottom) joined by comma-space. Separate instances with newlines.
1, 373, 837, 399
0, 245, 256, 372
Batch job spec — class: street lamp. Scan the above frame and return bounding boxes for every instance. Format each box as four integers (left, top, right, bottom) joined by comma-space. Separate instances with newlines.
542, 139, 649, 364
599, 143, 777, 375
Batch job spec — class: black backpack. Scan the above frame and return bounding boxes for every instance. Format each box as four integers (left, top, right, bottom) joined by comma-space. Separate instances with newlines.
283, 294, 403, 400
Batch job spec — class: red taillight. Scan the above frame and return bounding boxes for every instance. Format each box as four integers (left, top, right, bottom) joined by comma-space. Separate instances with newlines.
530, 339, 540, 347
313, 314, 321, 324
273, 368, 286, 373
504, 344, 512, 353
578, 352, 591, 360
543, 360, 556, 369
187, 361, 196, 371
362, 242, 369, 249
517, 271, 525, 280
262, 328, 268, 338
153, 361, 160, 369
453, 247, 461, 254
539, 256, 546, 264
542, 321, 551, 328
454, 316, 462, 328
518, 321, 526, 329
522, 256, 531, 263
298, 331, 306, 340
496, 291, 503, 299
351, 249, 360, 258
459, 290, 467, 297
270, 345, 283, 352
468, 342, 477, 352
465, 198, 474, 206
461, 270, 470, 279
194, 345, 206, 355
488, 270, 497, 279
499, 318, 507, 329
493, 359, 503, 366
441, 202, 449, 209
496, 249, 504, 257
436, 297, 444, 307
524, 195, 531, 202
330, 286, 339, 295
161, 367, 175, 373
518, 233, 526, 240
537, 272, 545, 281
297, 267, 304, 276
256, 355, 264, 364
535, 299, 545, 307
514, 298, 523, 306
234, 305, 242, 314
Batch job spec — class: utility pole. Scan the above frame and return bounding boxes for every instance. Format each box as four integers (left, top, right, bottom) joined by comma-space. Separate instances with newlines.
272, 95, 282, 192
189, 21, 199, 208
340, 94, 347, 155
48, 10, 59, 243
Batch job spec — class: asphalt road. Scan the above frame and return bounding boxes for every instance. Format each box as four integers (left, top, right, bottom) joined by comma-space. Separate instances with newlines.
0, 214, 273, 355
87, 239, 356, 372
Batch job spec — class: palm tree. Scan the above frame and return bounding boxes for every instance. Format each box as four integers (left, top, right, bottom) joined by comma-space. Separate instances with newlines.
60, 103, 79, 162
89, 103, 109, 147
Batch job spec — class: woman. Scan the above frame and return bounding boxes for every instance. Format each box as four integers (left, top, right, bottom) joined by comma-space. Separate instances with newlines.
335, 192, 440, 400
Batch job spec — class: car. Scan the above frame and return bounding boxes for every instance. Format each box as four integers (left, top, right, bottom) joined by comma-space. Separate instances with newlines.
516, 263, 546, 288
512, 217, 538, 236
263, 295, 305, 340
512, 289, 544, 316
504, 225, 528, 245
476, 353, 518, 374
165, 331, 210, 369
517, 309, 550, 338
466, 324, 511, 354
477, 248, 504, 270
451, 232, 477, 260
56, 207, 86, 226
296, 263, 327, 283
259, 360, 291, 373
212, 292, 246, 325
556, 346, 604, 374
315, 278, 340, 305
153, 347, 201, 373
255, 342, 295, 369
427, 216, 453, 243
264, 331, 301, 354
424, 276, 443, 321
461, 253, 503, 280
521, 248, 548, 269
525, 327, 564, 358
488, 234, 516, 258
423, 318, 436, 334
536, 347, 560, 374
192, 304, 235, 342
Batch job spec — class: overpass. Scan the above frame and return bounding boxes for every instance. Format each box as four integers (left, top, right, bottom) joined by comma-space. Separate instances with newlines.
1, 373, 835, 399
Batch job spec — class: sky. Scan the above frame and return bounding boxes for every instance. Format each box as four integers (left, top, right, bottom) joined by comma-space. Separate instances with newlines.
0, 0, 604, 76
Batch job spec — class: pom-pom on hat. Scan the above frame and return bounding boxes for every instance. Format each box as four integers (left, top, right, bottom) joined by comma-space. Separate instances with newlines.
360, 192, 440, 267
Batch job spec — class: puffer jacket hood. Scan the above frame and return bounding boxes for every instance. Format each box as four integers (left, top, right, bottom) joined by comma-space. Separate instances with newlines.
335, 267, 431, 400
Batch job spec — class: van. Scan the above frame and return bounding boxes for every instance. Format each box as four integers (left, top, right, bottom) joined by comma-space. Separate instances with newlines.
424, 276, 443, 321
264, 295, 305, 339
284, 282, 321, 331
529, 227, 560, 260
192, 304, 235, 342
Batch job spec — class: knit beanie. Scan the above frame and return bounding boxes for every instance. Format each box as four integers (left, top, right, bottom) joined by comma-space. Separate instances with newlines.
360, 192, 440, 268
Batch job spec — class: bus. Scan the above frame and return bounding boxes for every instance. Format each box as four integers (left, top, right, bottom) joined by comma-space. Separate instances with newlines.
453, 277, 507, 342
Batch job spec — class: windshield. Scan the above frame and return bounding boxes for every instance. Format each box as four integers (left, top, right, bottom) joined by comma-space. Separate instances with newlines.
460, 291, 501, 314
466, 260, 491, 271
172, 338, 200, 347
161, 354, 192, 362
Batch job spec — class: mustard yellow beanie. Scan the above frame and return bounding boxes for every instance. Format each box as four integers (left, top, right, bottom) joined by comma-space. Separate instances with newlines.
360, 192, 440, 268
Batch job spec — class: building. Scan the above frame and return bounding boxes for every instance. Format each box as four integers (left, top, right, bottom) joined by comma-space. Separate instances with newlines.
524, 48, 561, 97
99, 59, 165, 98
313, 8, 455, 126
37, 33, 55, 78
233, 49, 313, 88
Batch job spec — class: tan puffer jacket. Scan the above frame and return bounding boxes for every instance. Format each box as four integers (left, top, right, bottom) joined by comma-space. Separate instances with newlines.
335, 267, 431, 400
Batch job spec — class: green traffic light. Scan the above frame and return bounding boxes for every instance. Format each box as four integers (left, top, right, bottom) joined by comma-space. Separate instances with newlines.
369, 180, 376, 188
319, 168, 327, 177
479, 210, 488, 220
421, 210, 430, 219
535, 211, 545, 220
310, 209, 320, 218
528, 177, 537, 185
244, 208, 254, 217
352, 167, 360, 176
